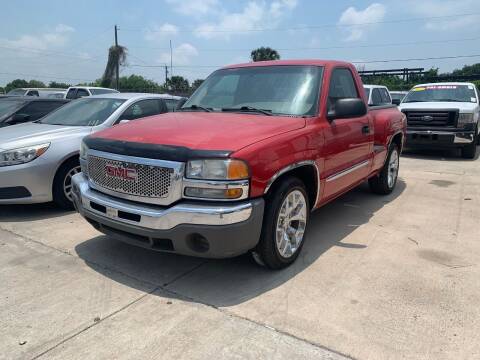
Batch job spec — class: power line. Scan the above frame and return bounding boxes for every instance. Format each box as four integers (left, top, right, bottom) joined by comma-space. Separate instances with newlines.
120, 12, 480, 33
126, 36, 480, 53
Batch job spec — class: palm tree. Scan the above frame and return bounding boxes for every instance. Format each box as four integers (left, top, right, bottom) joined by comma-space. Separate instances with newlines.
101, 45, 128, 89
250, 47, 280, 62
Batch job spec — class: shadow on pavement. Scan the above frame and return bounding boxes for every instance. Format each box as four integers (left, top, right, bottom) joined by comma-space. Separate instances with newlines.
0, 203, 72, 222
75, 179, 406, 307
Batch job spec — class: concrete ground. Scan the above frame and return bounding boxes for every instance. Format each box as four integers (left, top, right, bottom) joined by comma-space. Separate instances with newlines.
1, 149, 479, 360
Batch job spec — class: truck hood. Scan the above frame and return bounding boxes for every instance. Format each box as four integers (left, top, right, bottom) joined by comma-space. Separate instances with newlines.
90, 112, 306, 152
399, 102, 479, 112
0, 122, 91, 151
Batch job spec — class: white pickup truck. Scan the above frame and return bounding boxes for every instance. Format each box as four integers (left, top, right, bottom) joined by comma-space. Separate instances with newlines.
399, 82, 480, 158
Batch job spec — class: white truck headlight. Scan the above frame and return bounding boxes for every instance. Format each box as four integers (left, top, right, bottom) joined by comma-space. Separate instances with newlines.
0, 143, 50, 167
458, 113, 475, 126
186, 159, 249, 180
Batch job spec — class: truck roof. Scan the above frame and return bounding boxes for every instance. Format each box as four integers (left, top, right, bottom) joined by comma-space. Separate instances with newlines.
364, 85, 389, 90
223, 59, 354, 69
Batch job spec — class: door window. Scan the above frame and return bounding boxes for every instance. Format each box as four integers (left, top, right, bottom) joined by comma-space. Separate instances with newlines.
379, 88, 391, 104
120, 99, 166, 121
76, 89, 89, 98
66, 88, 77, 99
328, 68, 359, 112
371, 89, 383, 106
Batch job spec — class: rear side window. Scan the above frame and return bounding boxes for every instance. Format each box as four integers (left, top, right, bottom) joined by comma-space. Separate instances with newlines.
26, 90, 39, 96
164, 99, 179, 112
19, 101, 66, 121
66, 88, 77, 99
379, 88, 391, 103
120, 99, 167, 121
76, 89, 89, 98
371, 89, 382, 105
328, 68, 359, 111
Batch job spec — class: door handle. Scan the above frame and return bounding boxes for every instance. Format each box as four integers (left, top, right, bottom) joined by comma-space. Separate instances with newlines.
362, 125, 370, 134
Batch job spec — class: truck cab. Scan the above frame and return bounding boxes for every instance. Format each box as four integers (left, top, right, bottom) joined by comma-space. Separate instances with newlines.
399, 82, 479, 158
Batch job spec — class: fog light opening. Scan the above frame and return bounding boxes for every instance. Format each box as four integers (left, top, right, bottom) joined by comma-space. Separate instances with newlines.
187, 233, 210, 253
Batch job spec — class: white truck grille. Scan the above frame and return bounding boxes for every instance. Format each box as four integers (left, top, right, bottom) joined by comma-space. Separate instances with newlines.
87, 155, 174, 198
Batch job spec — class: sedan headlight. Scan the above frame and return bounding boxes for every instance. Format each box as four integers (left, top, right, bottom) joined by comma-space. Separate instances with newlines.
80, 141, 89, 160
186, 159, 249, 180
0, 143, 50, 167
458, 113, 475, 126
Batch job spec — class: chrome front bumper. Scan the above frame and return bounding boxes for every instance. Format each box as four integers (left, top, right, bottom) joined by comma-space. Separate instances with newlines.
71, 173, 265, 258
406, 130, 475, 144
72, 173, 254, 229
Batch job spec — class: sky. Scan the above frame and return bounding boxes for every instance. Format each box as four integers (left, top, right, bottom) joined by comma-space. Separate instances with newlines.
1, 0, 479, 86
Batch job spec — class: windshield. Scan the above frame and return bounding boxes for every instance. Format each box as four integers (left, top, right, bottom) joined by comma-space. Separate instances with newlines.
7, 89, 26, 96
40, 98, 125, 126
403, 85, 477, 103
0, 99, 24, 114
183, 65, 323, 116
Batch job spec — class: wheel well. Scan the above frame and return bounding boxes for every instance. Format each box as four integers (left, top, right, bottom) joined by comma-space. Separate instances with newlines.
391, 132, 403, 151
52, 155, 80, 188
266, 165, 318, 209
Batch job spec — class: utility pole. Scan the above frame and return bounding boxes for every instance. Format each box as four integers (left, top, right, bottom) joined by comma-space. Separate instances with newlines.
169, 40, 173, 77
114, 25, 119, 91
165, 65, 169, 87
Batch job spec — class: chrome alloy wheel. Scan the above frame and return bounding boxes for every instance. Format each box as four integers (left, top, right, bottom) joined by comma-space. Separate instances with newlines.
63, 165, 81, 201
388, 148, 399, 188
275, 190, 307, 258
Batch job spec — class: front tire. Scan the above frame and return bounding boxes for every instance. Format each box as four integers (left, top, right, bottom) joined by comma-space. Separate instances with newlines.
52, 158, 81, 209
369, 143, 400, 195
253, 177, 309, 269
461, 132, 478, 159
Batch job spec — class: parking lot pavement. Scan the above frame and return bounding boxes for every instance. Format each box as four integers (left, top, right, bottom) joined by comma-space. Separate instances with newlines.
1, 149, 479, 360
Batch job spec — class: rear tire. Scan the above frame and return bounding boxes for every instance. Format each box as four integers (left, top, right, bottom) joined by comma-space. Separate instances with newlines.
252, 177, 309, 269
369, 143, 400, 195
52, 158, 81, 209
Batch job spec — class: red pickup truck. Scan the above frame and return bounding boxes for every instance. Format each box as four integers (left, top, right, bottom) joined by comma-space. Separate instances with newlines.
72, 60, 406, 269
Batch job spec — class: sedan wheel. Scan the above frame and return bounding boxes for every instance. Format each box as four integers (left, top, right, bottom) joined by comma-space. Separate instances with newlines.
63, 165, 81, 201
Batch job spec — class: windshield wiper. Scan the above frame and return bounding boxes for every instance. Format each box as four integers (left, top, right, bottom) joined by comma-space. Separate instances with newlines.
179, 104, 212, 112
221, 106, 273, 116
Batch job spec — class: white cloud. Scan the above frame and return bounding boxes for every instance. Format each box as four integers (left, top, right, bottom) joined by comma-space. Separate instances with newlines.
406, 0, 478, 31
165, 0, 220, 17
195, 0, 298, 40
159, 43, 198, 66
145, 23, 179, 41
0, 24, 75, 51
338, 3, 386, 41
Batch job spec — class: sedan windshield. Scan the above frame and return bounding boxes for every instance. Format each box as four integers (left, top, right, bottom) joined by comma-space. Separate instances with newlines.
403, 85, 477, 103
0, 99, 24, 114
183, 65, 323, 116
40, 98, 125, 126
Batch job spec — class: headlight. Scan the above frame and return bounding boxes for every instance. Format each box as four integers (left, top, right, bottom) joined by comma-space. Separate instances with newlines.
80, 141, 89, 160
458, 113, 475, 126
186, 159, 249, 180
0, 143, 50, 167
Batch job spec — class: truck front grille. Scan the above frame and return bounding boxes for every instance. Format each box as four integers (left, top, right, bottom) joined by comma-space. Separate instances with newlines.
404, 110, 458, 128
87, 155, 174, 198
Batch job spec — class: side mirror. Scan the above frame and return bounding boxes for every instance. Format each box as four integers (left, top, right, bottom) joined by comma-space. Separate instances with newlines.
392, 99, 401, 106
8, 113, 30, 124
327, 98, 367, 121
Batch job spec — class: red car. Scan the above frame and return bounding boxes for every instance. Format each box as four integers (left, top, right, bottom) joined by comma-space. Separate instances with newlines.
72, 60, 406, 269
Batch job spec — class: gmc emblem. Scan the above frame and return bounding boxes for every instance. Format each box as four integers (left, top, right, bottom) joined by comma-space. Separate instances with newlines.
105, 164, 138, 181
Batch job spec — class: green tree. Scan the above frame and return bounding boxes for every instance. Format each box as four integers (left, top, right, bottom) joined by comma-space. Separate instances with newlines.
119, 75, 164, 93
166, 76, 190, 93
48, 81, 71, 89
5, 79, 29, 93
27, 80, 46, 88
191, 79, 204, 92
250, 47, 280, 62
101, 45, 128, 89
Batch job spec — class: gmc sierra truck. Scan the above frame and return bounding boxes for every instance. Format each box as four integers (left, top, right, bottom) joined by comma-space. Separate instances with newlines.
399, 82, 480, 158
72, 60, 406, 269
